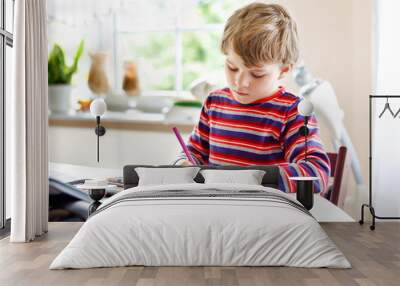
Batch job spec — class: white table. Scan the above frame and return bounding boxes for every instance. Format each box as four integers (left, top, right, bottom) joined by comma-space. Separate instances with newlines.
50, 162, 122, 182
287, 193, 353, 222
50, 163, 354, 222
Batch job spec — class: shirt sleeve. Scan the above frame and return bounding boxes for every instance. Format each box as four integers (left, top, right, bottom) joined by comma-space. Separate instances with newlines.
278, 101, 331, 194
173, 96, 211, 165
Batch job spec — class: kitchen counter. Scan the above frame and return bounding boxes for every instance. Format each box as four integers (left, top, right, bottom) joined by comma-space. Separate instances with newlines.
49, 109, 195, 133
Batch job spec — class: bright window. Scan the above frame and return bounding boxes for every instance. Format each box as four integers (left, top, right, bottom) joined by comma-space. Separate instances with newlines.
48, 0, 246, 96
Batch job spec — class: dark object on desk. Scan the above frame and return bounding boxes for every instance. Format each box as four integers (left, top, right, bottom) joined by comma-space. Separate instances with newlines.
49, 177, 91, 202
123, 165, 280, 190
49, 177, 122, 221
49, 177, 91, 221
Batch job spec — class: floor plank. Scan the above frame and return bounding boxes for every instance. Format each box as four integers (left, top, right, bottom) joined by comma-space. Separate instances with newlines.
0, 222, 399, 286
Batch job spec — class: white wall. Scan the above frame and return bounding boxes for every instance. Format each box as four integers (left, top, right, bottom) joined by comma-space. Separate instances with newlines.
277, 0, 372, 217
279, 0, 372, 175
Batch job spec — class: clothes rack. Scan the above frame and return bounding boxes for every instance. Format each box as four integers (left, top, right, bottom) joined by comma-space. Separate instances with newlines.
359, 95, 400, 230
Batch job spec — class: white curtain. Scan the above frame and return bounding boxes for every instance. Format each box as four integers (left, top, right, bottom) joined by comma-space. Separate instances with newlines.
373, 0, 400, 217
7, 0, 48, 242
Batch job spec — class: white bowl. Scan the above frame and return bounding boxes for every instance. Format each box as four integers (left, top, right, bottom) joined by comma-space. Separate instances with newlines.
165, 106, 202, 123
136, 96, 173, 113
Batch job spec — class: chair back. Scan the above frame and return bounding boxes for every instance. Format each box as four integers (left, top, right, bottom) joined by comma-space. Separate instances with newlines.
326, 146, 348, 206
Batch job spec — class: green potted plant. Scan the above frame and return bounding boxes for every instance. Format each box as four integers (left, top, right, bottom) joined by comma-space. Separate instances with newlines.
48, 40, 84, 113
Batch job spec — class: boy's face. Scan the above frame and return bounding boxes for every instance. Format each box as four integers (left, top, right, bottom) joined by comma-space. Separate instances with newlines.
224, 48, 289, 104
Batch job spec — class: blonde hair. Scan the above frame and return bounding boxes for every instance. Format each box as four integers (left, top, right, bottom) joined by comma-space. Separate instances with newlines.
221, 2, 299, 67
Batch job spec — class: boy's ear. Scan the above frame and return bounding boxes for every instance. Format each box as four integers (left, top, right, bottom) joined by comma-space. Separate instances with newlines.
278, 65, 291, 80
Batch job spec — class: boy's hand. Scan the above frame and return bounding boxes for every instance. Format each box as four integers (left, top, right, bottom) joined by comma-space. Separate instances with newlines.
179, 160, 193, 166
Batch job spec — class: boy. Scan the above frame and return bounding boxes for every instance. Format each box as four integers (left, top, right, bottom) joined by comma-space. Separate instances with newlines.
175, 2, 330, 193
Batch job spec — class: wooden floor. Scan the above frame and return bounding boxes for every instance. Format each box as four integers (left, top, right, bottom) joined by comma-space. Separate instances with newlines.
0, 222, 399, 286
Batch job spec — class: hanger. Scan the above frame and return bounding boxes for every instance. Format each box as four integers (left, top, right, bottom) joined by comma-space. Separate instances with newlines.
394, 106, 400, 118
379, 97, 395, 118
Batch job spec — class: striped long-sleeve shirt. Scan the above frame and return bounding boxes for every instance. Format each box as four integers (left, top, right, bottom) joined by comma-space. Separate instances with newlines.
177, 87, 330, 193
